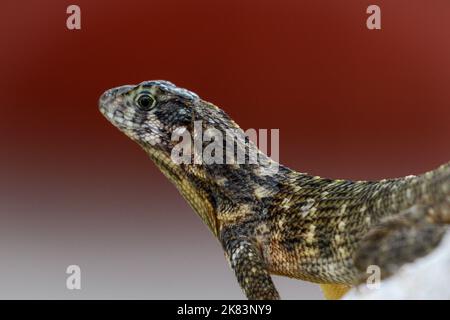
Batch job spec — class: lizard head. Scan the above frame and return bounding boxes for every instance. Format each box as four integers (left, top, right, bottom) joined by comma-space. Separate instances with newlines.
99, 80, 228, 236
99, 80, 203, 153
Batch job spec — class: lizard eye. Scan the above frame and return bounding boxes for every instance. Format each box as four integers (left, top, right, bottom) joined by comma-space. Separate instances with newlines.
137, 94, 156, 111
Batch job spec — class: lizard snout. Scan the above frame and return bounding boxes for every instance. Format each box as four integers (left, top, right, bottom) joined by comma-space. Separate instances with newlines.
99, 85, 135, 116
99, 85, 133, 106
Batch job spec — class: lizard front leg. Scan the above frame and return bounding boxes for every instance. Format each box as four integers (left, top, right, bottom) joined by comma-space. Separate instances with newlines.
220, 228, 280, 300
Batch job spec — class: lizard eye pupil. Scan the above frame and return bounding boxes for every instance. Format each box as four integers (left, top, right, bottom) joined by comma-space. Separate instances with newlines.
137, 94, 155, 110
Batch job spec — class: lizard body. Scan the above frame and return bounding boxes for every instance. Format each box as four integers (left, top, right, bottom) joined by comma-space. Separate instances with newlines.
99, 80, 450, 299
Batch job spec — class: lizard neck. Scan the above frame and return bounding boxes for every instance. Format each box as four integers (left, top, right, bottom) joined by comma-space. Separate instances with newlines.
143, 145, 220, 238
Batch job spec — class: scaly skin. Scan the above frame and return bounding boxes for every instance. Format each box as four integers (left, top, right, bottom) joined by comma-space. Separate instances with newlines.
99, 80, 450, 299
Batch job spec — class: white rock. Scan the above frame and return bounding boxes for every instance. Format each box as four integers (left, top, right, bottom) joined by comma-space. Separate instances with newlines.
344, 230, 450, 300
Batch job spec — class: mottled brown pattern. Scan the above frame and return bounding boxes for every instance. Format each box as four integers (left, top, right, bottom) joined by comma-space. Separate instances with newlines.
99, 80, 450, 299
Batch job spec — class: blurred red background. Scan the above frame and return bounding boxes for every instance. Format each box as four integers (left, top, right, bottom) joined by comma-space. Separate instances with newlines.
0, 0, 448, 298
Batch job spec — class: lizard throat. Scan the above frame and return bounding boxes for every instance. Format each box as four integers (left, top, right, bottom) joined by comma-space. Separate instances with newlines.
141, 145, 220, 238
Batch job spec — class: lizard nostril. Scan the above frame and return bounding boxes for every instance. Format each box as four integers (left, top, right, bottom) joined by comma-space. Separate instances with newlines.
104, 88, 117, 99
100, 85, 134, 104
99, 88, 119, 106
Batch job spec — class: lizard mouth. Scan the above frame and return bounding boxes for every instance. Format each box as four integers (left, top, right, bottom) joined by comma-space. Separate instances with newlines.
98, 94, 119, 122
98, 85, 134, 125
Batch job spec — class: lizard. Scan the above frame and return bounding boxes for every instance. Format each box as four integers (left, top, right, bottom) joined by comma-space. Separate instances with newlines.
99, 80, 450, 299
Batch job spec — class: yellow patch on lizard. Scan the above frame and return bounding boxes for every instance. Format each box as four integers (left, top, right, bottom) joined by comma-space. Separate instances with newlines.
320, 284, 351, 300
